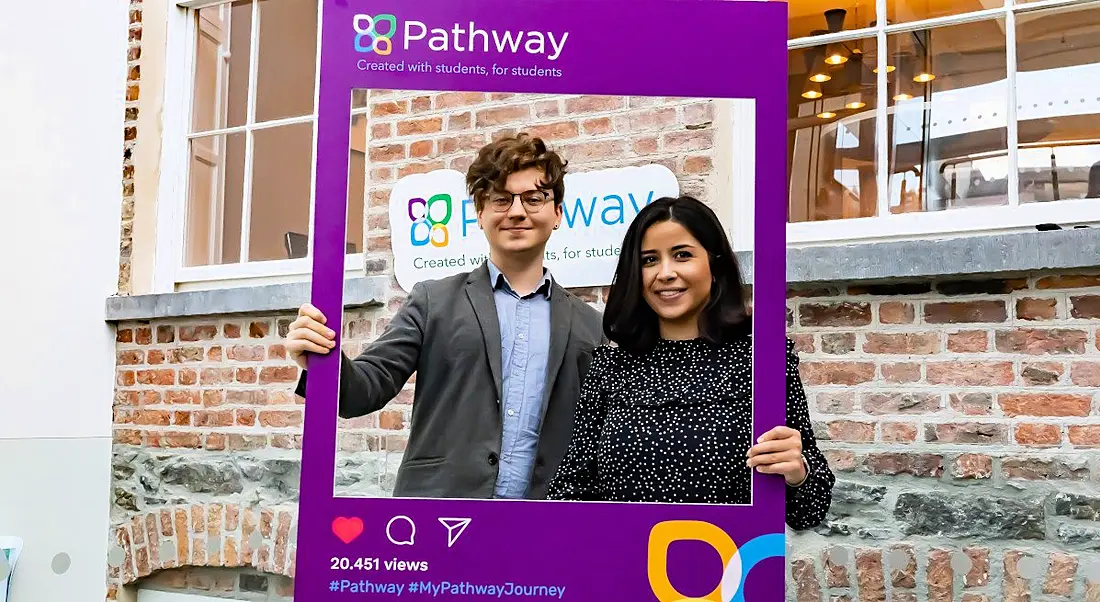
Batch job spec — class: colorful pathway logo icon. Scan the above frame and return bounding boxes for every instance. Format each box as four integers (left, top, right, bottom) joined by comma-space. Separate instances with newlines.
353, 13, 397, 55
648, 521, 784, 602
409, 193, 454, 248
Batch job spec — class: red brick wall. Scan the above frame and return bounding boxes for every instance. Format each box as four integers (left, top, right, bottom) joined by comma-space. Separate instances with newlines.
113, 317, 306, 454
792, 277, 1100, 458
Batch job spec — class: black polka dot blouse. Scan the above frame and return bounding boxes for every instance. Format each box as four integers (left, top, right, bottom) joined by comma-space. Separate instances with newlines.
546, 336, 834, 531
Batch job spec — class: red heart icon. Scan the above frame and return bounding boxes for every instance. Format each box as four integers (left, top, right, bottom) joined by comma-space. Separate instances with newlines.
332, 517, 364, 544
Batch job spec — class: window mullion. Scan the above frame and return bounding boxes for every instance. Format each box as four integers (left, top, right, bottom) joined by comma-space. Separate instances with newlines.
875, 0, 889, 219
788, 28, 878, 49
880, 6, 1013, 35
1005, 7, 1021, 208
239, 0, 261, 263
187, 114, 317, 139
176, 0, 229, 9
1012, 0, 1099, 14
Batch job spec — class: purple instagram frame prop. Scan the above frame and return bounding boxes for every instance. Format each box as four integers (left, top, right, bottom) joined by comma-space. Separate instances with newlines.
299, 0, 789, 599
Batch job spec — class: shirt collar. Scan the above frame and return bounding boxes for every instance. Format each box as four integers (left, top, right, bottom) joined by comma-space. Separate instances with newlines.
486, 260, 553, 299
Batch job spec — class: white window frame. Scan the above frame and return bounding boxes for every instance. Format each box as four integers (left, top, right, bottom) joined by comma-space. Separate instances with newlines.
154, 0, 363, 293
783, 0, 1100, 246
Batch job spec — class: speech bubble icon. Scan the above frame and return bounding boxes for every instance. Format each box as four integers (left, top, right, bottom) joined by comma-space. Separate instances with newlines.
386, 516, 416, 546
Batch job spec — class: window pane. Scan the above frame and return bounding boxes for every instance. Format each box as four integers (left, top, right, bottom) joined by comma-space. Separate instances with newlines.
788, 40, 880, 222
254, 0, 318, 123
1016, 3, 1100, 203
886, 20, 1009, 214
352, 90, 369, 109
279, 114, 367, 260
788, 2, 875, 41
347, 114, 367, 256
887, 0, 1002, 25
248, 123, 314, 262
191, 1, 251, 133
184, 133, 246, 266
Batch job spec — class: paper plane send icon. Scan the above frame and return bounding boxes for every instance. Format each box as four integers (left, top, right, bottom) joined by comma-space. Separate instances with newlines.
438, 518, 472, 548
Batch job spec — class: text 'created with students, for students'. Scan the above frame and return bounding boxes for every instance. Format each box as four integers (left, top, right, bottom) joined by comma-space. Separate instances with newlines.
356, 60, 563, 79
411, 244, 620, 271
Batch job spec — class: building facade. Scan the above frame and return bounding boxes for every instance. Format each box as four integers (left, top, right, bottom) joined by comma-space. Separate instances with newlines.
106, 0, 1100, 600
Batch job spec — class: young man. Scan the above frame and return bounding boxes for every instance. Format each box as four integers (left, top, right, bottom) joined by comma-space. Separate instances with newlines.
288, 133, 605, 500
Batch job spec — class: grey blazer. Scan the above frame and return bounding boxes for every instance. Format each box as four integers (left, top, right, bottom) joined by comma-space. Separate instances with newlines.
296, 262, 605, 499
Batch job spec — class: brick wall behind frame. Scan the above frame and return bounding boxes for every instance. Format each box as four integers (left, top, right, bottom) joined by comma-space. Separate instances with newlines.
108, 272, 1100, 600
358, 89, 721, 280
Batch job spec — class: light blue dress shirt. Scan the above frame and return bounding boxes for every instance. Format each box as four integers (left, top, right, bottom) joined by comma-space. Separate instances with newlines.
486, 261, 553, 499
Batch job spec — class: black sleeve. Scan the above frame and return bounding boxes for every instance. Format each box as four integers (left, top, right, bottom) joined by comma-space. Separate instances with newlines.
545, 346, 613, 501
784, 338, 835, 530
295, 282, 427, 419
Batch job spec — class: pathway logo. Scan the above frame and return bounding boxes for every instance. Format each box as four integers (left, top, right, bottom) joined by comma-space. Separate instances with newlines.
350, 14, 569, 61
409, 193, 456, 248
388, 165, 680, 291
647, 520, 784, 602
353, 13, 398, 55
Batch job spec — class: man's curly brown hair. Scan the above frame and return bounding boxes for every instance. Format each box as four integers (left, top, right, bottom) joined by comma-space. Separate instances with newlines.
465, 133, 568, 212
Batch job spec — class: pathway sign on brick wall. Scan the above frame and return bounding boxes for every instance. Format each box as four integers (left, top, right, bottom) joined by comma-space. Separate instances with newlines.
389, 164, 680, 290
298, 0, 788, 601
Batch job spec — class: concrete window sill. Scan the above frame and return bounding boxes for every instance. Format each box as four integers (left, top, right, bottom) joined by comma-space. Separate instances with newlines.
103, 228, 1100, 322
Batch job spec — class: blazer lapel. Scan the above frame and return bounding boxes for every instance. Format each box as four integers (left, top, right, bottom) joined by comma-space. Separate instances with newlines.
541, 284, 573, 406
465, 263, 503, 401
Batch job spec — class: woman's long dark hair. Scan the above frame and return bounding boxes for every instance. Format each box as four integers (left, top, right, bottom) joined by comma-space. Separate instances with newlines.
604, 195, 750, 355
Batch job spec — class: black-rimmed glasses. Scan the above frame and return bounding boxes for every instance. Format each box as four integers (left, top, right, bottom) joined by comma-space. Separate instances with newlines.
485, 189, 553, 213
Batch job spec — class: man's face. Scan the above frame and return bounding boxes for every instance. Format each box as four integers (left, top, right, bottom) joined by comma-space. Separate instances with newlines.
476, 167, 563, 258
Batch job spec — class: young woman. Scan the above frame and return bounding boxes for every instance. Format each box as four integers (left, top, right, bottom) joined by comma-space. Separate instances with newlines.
545, 195, 833, 530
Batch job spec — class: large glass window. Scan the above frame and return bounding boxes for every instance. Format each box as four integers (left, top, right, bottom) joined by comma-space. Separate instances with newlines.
788, 38, 879, 222
1015, 2, 1100, 203
786, 0, 1100, 239
887, 0, 1003, 24
788, 2, 876, 40
885, 19, 1009, 214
